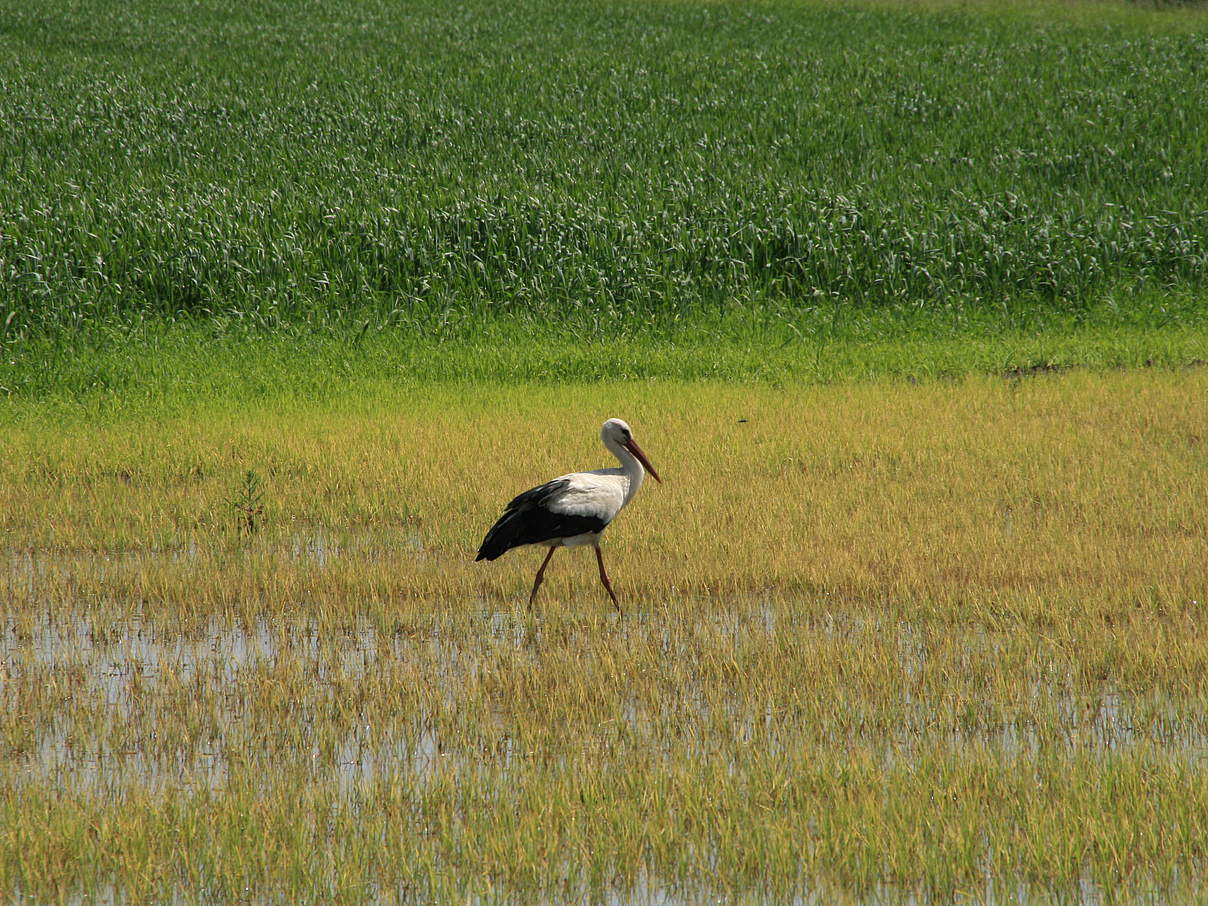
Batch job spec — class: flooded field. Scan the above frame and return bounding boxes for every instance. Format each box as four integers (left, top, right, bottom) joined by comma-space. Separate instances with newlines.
13, 599, 1207, 795
5, 581, 1208, 903
2, 374, 1207, 903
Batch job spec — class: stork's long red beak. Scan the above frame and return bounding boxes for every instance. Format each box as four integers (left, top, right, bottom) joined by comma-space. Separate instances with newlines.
626, 438, 661, 483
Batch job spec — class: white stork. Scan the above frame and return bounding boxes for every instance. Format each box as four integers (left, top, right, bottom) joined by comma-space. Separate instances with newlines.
475, 418, 661, 612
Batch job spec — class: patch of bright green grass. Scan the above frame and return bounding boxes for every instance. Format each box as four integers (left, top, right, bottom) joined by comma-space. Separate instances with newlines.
1, 292, 1203, 423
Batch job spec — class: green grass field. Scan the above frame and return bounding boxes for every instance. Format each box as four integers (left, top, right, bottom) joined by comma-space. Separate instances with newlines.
2, 0, 1207, 343
2, 0, 1207, 902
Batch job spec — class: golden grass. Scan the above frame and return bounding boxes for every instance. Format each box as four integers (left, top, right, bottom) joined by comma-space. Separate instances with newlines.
2, 371, 1203, 615
1, 370, 1206, 902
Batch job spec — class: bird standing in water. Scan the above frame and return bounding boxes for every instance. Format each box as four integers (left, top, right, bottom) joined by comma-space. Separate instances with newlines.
475, 418, 661, 612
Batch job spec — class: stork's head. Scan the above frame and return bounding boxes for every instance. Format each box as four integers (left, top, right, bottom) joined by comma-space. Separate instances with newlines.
602, 418, 661, 482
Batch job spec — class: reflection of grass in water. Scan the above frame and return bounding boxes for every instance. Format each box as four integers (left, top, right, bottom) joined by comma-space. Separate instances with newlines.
1, 371, 1207, 902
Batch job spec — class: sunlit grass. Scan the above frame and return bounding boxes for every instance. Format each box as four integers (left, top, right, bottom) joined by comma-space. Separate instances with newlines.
1, 371, 1206, 902
3, 372, 1205, 611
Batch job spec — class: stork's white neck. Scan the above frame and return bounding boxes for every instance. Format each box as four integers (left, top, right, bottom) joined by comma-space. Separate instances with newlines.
604, 435, 645, 506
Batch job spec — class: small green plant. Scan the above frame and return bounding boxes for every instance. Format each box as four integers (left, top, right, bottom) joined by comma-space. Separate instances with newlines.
228, 469, 265, 537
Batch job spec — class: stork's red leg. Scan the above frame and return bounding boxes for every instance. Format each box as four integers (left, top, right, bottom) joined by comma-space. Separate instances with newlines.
594, 546, 622, 614
529, 546, 557, 609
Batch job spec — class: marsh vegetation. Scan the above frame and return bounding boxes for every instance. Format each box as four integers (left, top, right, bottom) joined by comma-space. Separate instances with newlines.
3, 374, 1207, 902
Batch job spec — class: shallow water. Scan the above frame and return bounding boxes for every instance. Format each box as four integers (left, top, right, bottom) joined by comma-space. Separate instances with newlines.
3, 545, 1207, 904
22, 871, 1163, 906
4, 603, 1206, 799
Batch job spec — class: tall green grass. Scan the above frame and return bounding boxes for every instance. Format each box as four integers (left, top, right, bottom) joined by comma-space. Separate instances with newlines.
1, 0, 1206, 341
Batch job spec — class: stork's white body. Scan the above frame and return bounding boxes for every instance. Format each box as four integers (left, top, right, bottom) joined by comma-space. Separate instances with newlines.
475, 418, 660, 612
533, 462, 646, 549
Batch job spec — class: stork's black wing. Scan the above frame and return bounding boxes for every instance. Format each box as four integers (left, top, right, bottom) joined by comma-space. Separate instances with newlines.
475, 478, 608, 561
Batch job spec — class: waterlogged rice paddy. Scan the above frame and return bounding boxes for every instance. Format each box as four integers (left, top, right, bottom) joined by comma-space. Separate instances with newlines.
3, 0, 1206, 899
2, 372, 1206, 903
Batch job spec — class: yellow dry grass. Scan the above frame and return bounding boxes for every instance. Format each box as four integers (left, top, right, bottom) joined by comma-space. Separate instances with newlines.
2, 370, 1203, 617
1, 369, 1206, 903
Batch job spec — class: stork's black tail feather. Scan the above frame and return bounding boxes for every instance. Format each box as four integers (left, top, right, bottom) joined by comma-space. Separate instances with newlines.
475, 509, 525, 562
